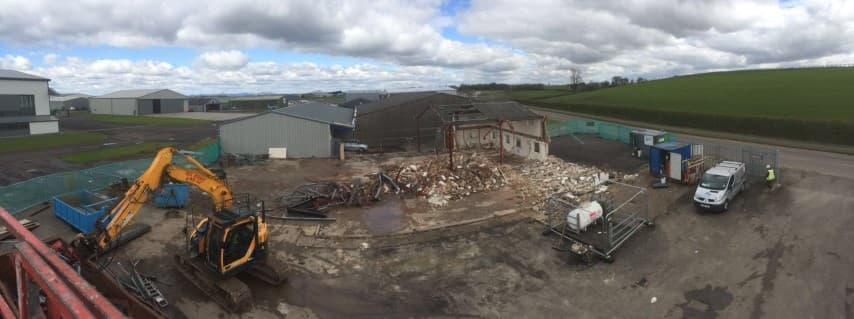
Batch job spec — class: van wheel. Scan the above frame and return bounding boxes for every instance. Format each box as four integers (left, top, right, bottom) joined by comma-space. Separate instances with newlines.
723, 200, 729, 212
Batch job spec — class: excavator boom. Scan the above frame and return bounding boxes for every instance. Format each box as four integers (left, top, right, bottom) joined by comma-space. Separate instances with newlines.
94, 147, 232, 250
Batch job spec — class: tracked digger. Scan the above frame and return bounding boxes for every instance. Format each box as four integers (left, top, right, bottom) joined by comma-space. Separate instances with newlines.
73, 147, 284, 310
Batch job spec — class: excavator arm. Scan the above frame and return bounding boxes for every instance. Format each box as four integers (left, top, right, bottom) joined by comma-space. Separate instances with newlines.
164, 165, 233, 211
93, 147, 232, 250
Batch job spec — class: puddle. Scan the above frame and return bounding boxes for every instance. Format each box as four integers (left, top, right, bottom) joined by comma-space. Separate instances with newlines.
676, 284, 733, 319
361, 197, 406, 235
248, 273, 431, 318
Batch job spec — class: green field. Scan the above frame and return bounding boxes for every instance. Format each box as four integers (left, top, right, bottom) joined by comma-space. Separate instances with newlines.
508, 68, 854, 145
0, 132, 106, 153
89, 114, 210, 125
62, 142, 171, 163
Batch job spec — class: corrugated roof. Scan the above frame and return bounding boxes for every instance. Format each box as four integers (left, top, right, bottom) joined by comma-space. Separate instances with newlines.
356, 92, 438, 114
652, 141, 690, 151
0, 69, 49, 81
274, 102, 355, 127
95, 89, 169, 99
435, 101, 542, 123
229, 95, 285, 101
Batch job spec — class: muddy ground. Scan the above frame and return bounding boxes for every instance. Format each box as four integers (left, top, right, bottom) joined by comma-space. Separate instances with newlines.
0, 115, 216, 185
550, 134, 645, 173
11, 155, 854, 319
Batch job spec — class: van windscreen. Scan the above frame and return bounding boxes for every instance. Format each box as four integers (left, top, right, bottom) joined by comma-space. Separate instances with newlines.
700, 174, 728, 190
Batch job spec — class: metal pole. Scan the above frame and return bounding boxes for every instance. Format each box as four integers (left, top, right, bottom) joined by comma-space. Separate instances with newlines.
447, 125, 455, 171
498, 121, 504, 164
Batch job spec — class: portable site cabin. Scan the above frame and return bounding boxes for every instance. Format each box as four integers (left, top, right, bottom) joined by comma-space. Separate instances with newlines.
630, 129, 670, 159
649, 142, 692, 180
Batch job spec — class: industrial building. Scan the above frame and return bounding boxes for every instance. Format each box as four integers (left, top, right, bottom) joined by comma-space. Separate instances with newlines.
228, 95, 286, 110
0, 69, 58, 136
220, 102, 355, 158
90, 89, 188, 115
432, 101, 549, 160
49, 93, 92, 111
354, 92, 470, 149
344, 90, 387, 104
188, 97, 221, 112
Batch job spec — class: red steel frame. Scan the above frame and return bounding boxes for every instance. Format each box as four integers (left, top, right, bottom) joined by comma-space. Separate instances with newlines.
0, 206, 127, 319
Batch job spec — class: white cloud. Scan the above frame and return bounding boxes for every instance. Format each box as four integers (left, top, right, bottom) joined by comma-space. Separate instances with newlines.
458, 0, 854, 80
42, 53, 59, 65
0, 55, 32, 70
196, 50, 250, 70
34, 55, 461, 94
0, 0, 522, 74
2, 0, 853, 85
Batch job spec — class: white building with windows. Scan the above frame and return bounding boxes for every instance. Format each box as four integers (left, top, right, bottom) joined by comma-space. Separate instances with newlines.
0, 69, 58, 136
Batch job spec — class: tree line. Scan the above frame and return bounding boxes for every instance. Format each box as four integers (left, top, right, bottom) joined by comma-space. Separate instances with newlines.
457, 69, 648, 93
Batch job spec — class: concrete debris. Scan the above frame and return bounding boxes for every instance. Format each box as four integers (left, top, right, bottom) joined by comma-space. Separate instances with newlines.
279, 153, 506, 209
512, 156, 605, 211
382, 153, 506, 206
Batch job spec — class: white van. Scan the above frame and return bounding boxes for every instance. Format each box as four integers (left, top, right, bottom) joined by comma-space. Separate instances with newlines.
693, 161, 747, 212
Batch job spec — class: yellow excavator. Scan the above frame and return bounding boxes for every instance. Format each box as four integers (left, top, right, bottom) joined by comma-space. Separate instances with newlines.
74, 147, 284, 310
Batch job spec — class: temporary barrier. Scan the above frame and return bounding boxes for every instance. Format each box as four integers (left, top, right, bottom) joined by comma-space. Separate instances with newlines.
0, 139, 221, 214
548, 119, 631, 143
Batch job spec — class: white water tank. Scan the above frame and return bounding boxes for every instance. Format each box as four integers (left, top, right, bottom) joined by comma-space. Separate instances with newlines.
566, 201, 603, 231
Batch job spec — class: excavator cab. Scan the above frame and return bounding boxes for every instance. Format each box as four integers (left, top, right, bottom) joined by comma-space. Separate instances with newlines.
195, 207, 264, 277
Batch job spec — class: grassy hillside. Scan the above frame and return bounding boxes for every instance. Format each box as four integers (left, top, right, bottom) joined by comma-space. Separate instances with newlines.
509, 67, 854, 145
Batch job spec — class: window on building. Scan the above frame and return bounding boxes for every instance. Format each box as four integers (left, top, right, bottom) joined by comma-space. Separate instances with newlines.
0, 95, 36, 117
505, 135, 510, 144
492, 131, 496, 139
534, 142, 540, 153
516, 138, 521, 148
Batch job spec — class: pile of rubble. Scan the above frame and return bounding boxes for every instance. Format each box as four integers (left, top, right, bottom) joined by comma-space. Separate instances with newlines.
382, 153, 505, 206
278, 153, 507, 211
511, 156, 606, 211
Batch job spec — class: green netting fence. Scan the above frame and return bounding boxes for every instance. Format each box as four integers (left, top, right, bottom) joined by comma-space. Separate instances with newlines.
0, 139, 221, 215
548, 119, 632, 144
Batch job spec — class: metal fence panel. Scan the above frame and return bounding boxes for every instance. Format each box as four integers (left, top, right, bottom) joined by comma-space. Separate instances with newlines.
548, 119, 631, 144
0, 139, 222, 214
673, 136, 780, 183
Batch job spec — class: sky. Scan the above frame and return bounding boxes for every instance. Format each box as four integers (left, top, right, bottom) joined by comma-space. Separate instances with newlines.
1, 0, 853, 95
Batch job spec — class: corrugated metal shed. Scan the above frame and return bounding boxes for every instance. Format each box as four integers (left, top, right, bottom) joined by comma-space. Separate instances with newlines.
356, 92, 436, 114
274, 102, 354, 127
220, 107, 352, 157
94, 89, 187, 99
90, 89, 188, 115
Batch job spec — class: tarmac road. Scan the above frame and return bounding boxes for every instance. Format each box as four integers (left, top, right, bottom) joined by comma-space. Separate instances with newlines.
534, 108, 854, 180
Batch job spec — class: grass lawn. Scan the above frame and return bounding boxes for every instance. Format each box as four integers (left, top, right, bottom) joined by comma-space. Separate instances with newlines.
62, 142, 172, 164
534, 67, 854, 122
89, 114, 210, 126
186, 137, 217, 151
504, 68, 854, 145
0, 132, 106, 153
506, 90, 574, 101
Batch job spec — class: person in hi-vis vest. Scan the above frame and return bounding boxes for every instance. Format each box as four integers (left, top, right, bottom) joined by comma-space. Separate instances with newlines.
765, 164, 776, 189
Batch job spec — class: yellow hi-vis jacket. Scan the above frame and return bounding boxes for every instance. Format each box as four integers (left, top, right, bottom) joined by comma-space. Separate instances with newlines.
767, 169, 776, 181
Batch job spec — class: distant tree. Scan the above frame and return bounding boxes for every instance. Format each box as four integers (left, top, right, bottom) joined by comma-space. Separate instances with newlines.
569, 68, 583, 90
